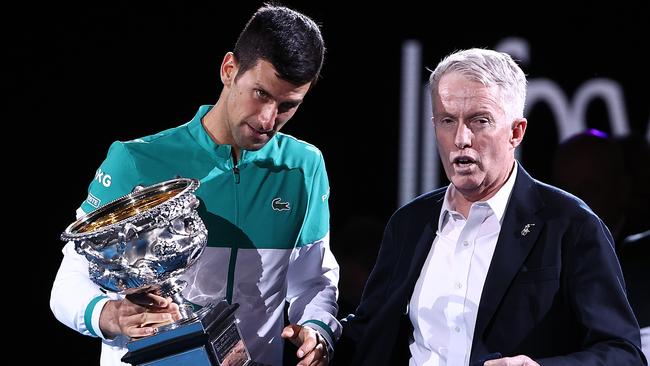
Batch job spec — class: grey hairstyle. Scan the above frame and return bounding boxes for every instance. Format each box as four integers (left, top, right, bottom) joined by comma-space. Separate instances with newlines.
429, 48, 527, 121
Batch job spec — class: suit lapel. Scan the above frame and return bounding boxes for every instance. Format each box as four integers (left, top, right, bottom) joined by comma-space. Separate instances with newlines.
472, 166, 545, 347
403, 191, 446, 313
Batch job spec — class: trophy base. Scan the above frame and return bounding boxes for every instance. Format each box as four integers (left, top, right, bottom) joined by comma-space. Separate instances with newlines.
122, 300, 255, 366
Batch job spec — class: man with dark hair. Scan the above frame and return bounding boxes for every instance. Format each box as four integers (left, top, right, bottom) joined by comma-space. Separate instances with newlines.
233, 6, 324, 86
51, 5, 338, 366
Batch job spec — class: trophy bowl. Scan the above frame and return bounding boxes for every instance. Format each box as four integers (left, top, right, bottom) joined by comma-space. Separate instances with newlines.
61, 177, 208, 320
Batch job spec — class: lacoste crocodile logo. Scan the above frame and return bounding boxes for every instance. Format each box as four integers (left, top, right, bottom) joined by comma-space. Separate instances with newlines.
272, 198, 290, 211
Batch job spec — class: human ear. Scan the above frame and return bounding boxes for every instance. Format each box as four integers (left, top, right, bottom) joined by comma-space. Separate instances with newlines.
511, 118, 527, 148
220, 52, 239, 86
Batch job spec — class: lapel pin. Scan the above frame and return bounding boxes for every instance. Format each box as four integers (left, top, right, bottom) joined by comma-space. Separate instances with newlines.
521, 223, 535, 236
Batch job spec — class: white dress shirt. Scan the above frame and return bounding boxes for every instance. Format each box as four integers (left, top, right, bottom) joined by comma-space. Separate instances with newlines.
409, 165, 518, 366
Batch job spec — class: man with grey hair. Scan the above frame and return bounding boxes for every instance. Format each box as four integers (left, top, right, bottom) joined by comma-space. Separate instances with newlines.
335, 48, 645, 365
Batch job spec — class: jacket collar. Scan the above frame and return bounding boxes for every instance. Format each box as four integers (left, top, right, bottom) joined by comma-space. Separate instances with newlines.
186, 105, 278, 167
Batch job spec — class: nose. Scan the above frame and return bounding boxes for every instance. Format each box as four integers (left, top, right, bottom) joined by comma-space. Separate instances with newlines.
258, 103, 277, 132
454, 122, 472, 149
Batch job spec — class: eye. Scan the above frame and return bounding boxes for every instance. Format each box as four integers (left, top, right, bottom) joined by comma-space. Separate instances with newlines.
255, 89, 269, 99
278, 102, 298, 114
471, 117, 492, 127
435, 117, 455, 126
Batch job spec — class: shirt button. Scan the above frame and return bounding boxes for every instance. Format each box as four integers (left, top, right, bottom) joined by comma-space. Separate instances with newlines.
456, 282, 463, 289
463, 241, 470, 247
454, 326, 461, 332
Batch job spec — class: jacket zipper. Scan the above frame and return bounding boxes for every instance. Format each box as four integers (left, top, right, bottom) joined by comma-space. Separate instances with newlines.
233, 166, 240, 184
226, 157, 240, 303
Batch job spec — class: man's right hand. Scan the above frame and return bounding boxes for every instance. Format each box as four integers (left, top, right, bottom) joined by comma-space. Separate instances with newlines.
99, 292, 182, 339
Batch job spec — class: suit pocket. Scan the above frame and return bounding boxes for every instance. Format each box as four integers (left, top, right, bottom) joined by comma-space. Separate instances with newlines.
513, 266, 559, 284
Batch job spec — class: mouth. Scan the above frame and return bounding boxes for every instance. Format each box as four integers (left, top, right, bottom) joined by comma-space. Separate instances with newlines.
452, 156, 477, 167
245, 123, 273, 137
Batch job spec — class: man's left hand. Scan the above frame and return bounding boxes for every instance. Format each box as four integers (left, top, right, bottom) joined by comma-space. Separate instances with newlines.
484, 355, 540, 366
281, 324, 328, 366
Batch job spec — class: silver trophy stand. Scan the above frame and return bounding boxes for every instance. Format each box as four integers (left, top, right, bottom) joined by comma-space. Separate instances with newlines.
122, 300, 252, 366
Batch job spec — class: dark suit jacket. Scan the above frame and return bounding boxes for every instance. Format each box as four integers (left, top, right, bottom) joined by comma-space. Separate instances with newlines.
336, 165, 646, 365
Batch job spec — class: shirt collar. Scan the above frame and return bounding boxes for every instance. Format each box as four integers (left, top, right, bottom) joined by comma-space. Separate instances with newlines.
438, 161, 519, 229
485, 160, 518, 224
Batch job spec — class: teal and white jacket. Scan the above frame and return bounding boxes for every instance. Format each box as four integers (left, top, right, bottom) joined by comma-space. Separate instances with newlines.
51, 105, 340, 366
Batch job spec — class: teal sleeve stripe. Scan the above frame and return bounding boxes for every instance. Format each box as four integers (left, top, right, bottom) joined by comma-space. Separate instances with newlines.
84, 295, 108, 337
300, 319, 335, 343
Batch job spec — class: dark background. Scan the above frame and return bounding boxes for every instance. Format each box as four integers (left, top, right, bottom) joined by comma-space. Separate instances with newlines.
16, 1, 648, 364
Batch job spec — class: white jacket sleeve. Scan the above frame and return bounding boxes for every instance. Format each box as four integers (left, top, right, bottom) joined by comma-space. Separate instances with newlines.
286, 232, 341, 351
50, 209, 125, 346
50, 240, 115, 340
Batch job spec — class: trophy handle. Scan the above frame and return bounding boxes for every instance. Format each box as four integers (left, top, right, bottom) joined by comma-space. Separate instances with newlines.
154, 278, 216, 327
157, 279, 193, 319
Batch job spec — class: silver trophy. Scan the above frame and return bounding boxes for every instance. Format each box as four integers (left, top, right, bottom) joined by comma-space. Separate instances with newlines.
61, 178, 252, 366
